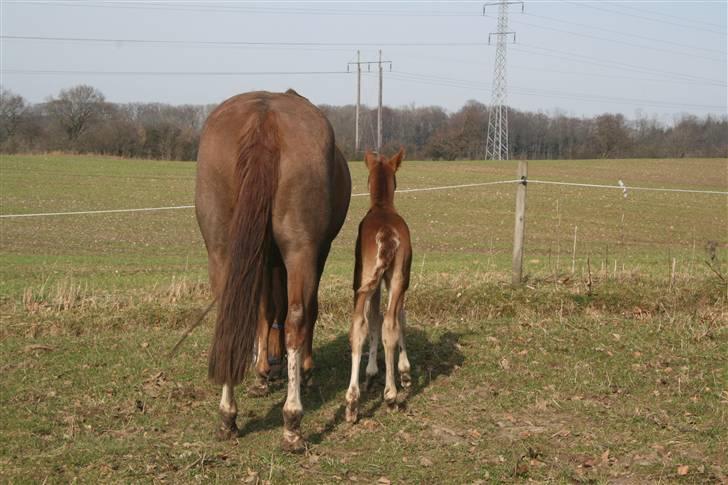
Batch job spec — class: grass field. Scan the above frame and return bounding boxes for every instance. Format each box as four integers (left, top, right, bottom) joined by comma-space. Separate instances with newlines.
1, 154, 726, 483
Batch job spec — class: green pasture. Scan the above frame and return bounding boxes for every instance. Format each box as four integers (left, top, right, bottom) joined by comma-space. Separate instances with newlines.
1, 154, 726, 483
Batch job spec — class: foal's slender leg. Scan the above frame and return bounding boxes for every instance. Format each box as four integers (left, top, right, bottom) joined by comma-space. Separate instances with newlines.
346, 289, 373, 423
397, 304, 412, 390
281, 251, 318, 452
364, 287, 382, 390
218, 383, 238, 439
382, 280, 405, 406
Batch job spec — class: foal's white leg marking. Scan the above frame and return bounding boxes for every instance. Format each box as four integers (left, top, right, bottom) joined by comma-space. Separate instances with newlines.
382, 312, 398, 404
282, 347, 302, 442
219, 383, 237, 416
381, 282, 397, 403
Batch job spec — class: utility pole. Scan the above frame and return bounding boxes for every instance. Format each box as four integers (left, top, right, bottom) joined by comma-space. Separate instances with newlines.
355, 50, 361, 152
347, 51, 391, 155
483, 1, 523, 161
377, 49, 383, 153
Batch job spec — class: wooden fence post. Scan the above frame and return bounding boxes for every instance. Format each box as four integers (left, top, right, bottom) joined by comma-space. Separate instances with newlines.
512, 160, 528, 285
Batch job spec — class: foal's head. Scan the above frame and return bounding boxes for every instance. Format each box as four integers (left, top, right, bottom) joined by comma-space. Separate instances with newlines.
364, 148, 405, 208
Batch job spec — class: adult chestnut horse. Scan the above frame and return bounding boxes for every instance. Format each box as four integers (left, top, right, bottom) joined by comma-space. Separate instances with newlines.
195, 90, 351, 451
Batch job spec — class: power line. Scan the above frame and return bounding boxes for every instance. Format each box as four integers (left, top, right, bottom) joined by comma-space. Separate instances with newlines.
520, 11, 726, 56
403, 51, 726, 89
385, 71, 726, 110
567, 1, 727, 37
510, 15, 724, 63
0, 34, 489, 48
612, 3, 727, 31
7, 1, 479, 17
513, 43, 726, 87
1, 69, 353, 76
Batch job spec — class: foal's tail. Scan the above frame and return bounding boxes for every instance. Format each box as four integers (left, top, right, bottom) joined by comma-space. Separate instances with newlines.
358, 227, 400, 294
208, 107, 280, 386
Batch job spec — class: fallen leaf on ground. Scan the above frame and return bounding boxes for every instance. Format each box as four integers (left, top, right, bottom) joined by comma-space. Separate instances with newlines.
677, 465, 689, 476
24, 344, 54, 352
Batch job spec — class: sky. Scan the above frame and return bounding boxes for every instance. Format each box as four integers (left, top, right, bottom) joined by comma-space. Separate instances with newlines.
1, 1, 726, 123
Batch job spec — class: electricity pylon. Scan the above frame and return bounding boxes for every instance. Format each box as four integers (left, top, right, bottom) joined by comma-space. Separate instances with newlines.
484, 1, 523, 160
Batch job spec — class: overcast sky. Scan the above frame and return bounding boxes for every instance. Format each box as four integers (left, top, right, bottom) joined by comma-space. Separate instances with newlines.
1, 1, 726, 122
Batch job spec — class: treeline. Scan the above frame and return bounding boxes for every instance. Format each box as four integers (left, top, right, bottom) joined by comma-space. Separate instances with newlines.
1, 85, 726, 161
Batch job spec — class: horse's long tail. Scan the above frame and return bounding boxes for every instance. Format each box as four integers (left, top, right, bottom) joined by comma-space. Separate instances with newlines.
358, 227, 400, 294
208, 107, 280, 386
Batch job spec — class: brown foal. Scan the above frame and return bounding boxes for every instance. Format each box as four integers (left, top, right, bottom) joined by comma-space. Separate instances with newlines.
346, 148, 413, 423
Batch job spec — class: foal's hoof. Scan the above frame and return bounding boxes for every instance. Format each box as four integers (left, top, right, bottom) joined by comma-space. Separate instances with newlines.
280, 434, 306, 454
302, 369, 315, 388
216, 422, 239, 441
400, 372, 412, 389
345, 402, 359, 424
364, 374, 377, 391
216, 426, 239, 440
248, 381, 269, 397
385, 400, 399, 413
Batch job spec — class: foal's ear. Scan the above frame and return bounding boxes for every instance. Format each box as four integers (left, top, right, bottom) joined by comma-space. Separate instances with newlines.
364, 149, 378, 170
387, 147, 405, 171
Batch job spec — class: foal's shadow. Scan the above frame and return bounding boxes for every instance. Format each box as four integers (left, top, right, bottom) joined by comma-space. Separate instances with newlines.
237, 327, 466, 443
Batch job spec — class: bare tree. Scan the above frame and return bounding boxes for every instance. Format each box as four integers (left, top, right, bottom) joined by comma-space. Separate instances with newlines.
0, 87, 26, 143
46, 85, 106, 143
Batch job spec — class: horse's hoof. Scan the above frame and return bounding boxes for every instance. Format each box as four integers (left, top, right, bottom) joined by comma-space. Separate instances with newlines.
280, 434, 306, 453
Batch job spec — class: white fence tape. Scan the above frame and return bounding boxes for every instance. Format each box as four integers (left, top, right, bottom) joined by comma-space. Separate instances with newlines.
1, 178, 725, 219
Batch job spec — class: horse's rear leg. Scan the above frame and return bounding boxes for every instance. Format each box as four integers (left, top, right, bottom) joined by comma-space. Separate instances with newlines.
346, 288, 374, 423
250, 265, 286, 396
218, 383, 238, 439
300, 243, 330, 388
268, 264, 287, 380
281, 251, 318, 452
206, 249, 244, 437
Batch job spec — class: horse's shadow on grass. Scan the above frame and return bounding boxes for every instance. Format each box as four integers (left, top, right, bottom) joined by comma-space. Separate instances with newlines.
237, 327, 465, 444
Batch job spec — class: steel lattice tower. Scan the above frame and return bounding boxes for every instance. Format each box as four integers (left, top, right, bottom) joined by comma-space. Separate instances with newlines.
484, 1, 522, 160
